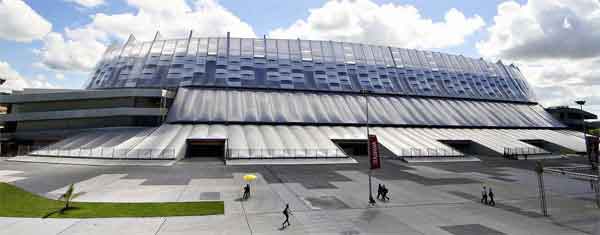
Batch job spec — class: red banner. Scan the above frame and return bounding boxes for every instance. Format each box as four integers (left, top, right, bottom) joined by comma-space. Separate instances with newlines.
369, 134, 380, 169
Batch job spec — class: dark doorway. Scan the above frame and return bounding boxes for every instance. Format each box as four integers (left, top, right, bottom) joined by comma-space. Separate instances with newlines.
439, 140, 497, 157
333, 139, 368, 156
332, 139, 395, 157
186, 139, 226, 158
520, 139, 575, 154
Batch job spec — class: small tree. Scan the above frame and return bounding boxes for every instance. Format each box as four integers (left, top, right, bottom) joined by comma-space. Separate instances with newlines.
58, 184, 84, 212
590, 128, 600, 137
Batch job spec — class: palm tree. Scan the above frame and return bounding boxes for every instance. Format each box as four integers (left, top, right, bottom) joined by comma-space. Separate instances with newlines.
58, 184, 84, 212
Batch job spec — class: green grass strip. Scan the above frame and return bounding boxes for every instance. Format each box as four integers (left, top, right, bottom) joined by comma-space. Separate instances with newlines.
0, 182, 224, 218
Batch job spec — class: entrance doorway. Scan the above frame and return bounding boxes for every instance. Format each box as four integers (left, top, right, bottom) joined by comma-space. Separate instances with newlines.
332, 139, 368, 156
186, 139, 226, 159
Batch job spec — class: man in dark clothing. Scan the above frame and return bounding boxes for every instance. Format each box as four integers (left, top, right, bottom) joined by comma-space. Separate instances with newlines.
488, 188, 495, 206
481, 186, 488, 204
281, 204, 291, 228
381, 185, 390, 201
377, 184, 383, 200
243, 184, 250, 200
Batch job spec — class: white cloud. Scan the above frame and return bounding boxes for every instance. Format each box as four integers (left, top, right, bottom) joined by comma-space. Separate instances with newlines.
477, 0, 600, 60
268, 0, 485, 49
0, 0, 52, 42
37, 31, 107, 72
90, 0, 256, 41
37, 0, 255, 72
55, 73, 65, 80
65, 0, 105, 8
0, 61, 58, 90
477, 0, 600, 118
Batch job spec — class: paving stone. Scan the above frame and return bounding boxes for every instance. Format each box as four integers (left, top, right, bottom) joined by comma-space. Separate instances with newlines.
200, 191, 220, 200
440, 224, 505, 235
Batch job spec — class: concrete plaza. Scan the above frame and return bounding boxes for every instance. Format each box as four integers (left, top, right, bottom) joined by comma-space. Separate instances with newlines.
1, 156, 599, 235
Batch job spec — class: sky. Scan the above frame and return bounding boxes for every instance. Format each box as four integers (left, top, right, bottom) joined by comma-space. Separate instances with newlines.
0, 0, 598, 118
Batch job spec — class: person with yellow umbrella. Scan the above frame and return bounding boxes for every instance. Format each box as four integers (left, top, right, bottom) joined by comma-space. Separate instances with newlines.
242, 174, 256, 200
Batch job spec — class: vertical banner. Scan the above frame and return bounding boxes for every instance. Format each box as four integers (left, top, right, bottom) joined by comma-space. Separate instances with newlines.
587, 136, 599, 164
369, 134, 380, 169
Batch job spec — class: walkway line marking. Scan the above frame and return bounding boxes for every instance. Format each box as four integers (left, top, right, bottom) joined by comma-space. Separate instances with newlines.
153, 217, 167, 235
240, 200, 253, 235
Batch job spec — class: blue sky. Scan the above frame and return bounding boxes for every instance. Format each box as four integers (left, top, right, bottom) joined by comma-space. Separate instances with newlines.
0, 0, 598, 117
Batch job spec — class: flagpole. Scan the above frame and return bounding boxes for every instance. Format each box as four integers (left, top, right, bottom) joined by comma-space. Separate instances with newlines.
363, 89, 375, 205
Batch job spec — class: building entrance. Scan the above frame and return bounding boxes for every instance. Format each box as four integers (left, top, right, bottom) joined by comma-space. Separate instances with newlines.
186, 139, 226, 159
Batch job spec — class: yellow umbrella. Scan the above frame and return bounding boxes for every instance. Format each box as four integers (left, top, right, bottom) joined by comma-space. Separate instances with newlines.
243, 174, 257, 182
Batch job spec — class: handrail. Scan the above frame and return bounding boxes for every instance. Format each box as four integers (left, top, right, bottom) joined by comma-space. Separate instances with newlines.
503, 147, 549, 159
20, 145, 176, 159
226, 148, 346, 159
397, 148, 463, 158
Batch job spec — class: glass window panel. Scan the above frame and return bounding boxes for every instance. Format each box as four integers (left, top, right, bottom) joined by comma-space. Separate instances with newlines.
322, 41, 334, 62
310, 41, 323, 61
464, 57, 476, 74
452, 55, 465, 72
174, 40, 188, 57
266, 39, 277, 59
197, 38, 208, 56
139, 42, 152, 58
363, 45, 375, 65
187, 38, 198, 57
300, 40, 312, 61
432, 52, 445, 69
407, 49, 419, 67
276, 39, 289, 60
289, 39, 301, 60
415, 50, 428, 68
391, 48, 403, 67
254, 38, 265, 58
424, 51, 437, 69
477, 59, 489, 74
120, 43, 135, 58
229, 38, 241, 57
399, 48, 411, 67
465, 57, 477, 73
352, 44, 365, 63
381, 46, 393, 67
458, 56, 469, 72
207, 38, 218, 55
150, 40, 164, 58
217, 38, 227, 57
343, 43, 355, 63
162, 40, 176, 56
241, 38, 253, 57
130, 43, 143, 58
444, 54, 458, 72
369, 46, 382, 65
332, 42, 344, 63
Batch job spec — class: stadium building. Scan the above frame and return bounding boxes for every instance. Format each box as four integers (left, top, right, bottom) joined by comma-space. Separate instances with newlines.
0, 32, 587, 162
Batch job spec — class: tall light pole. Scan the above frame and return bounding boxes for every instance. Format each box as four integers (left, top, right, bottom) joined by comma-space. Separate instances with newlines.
576, 100, 593, 169
576, 100, 587, 137
362, 89, 375, 205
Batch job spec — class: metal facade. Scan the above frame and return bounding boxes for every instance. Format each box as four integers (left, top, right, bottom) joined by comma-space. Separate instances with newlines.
87, 36, 535, 102
167, 88, 562, 128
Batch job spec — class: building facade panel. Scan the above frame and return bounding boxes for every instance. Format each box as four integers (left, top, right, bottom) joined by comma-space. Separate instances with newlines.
87, 37, 536, 103
166, 88, 563, 128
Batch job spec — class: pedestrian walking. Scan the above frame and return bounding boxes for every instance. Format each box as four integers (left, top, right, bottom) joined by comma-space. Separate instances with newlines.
488, 187, 495, 206
243, 184, 250, 200
382, 184, 390, 201
481, 186, 488, 204
281, 204, 292, 228
377, 184, 383, 200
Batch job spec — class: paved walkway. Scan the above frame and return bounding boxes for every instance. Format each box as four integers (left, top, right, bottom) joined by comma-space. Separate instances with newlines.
1, 156, 599, 234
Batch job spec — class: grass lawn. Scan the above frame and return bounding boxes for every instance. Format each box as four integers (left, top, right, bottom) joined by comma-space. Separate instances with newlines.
0, 182, 224, 218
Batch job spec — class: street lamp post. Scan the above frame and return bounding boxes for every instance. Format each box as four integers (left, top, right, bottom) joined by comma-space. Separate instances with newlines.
576, 100, 590, 166
362, 89, 376, 205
